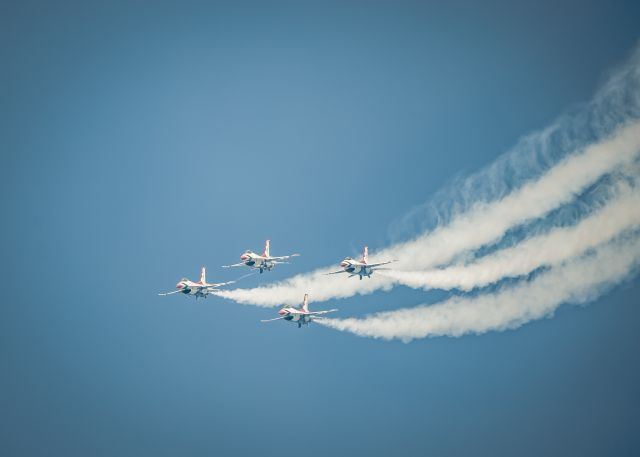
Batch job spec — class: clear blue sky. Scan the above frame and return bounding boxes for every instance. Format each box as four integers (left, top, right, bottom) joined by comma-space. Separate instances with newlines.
2, 1, 640, 455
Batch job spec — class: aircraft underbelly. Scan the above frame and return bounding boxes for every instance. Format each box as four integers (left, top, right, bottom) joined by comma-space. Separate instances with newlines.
250, 259, 270, 267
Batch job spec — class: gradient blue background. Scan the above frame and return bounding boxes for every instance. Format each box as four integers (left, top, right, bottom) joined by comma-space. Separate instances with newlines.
2, 1, 640, 455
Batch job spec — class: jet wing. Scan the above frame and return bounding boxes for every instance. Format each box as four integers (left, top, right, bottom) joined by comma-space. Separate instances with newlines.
266, 253, 300, 261
205, 280, 236, 289
325, 270, 348, 275
368, 260, 397, 268
158, 290, 183, 296
260, 316, 287, 322
308, 309, 338, 315
222, 262, 246, 268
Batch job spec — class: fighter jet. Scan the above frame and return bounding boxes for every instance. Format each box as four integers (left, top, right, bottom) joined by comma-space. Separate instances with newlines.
222, 239, 299, 274
326, 246, 396, 280
261, 294, 337, 328
158, 266, 235, 299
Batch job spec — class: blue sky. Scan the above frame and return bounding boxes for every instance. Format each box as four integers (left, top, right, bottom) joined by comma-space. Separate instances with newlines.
2, 1, 640, 455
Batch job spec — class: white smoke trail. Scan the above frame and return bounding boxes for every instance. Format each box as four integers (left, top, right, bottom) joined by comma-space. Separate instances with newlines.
217, 45, 640, 307
378, 121, 640, 271
317, 234, 640, 342
217, 121, 640, 307
382, 178, 640, 291
390, 45, 640, 241
215, 266, 396, 307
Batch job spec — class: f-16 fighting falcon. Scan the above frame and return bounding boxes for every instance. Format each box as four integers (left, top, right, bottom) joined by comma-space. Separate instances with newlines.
158, 266, 235, 299
222, 239, 299, 274
326, 245, 396, 280
261, 294, 337, 328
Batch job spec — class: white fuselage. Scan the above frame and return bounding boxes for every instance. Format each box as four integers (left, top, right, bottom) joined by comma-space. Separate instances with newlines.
176, 280, 213, 297
339, 259, 372, 277
240, 251, 274, 272
278, 307, 315, 326
263, 295, 336, 328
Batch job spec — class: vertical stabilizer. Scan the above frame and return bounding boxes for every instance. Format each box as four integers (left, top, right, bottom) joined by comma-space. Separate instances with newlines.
361, 246, 369, 264
263, 239, 271, 258
302, 294, 309, 312
200, 266, 206, 284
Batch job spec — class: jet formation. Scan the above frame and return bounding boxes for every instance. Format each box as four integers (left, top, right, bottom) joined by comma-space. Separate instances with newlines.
159, 240, 397, 328
261, 294, 338, 328
326, 246, 396, 280
222, 239, 300, 274
158, 266, 235, 299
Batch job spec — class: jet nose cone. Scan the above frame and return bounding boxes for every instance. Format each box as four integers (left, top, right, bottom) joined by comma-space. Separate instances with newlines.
176, 283, 184, 289
278, 309, 286, 315
340, 261, 348, 268
240, 254, 248, 261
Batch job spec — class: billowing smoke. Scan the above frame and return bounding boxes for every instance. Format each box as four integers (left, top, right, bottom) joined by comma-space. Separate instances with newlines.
381, 175, 640, 291
317, 234, 640, 342
217, 46, 640, 309
377, 121, 640, 271
220, 45, 640, 306
215, 267, 396, 307
217, 122, 640, 307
